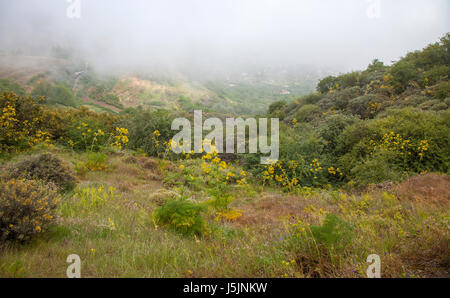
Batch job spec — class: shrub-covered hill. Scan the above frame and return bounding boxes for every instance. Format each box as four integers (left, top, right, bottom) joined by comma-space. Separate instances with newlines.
253, 34, 449, 187
270, 33, 449, 122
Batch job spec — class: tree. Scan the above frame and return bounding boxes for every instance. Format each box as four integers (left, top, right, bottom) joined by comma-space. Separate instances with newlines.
317, 76, 338, 93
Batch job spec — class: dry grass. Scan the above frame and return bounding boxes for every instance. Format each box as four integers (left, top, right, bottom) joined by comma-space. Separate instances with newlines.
395, 173, 450, 206
0, 149, 448, 278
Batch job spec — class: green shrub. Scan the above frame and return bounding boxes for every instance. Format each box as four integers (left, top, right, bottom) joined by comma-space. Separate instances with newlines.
0, 79, 25, 96
154, 199, 206, 236
294, 104, 320, 123
387, 60, 417, 93
317, 114, 358, 154
9, 153, 76, 191
32, 81, 77, 107
317, 76, 339, 93
309, 214, 353, 253
268, 100, 288, 120
332, 86, 362, 110
75, 152, 108, 175
280, 123, 324, 161
348, 94, 382, 118
298, 93, 322, 106
349, 150, 404, 186
0, 91, 55, 153
434, 81, 450, 99
207, 184, 234, 211
0, 179, 59, 242
419, 99, 447, 111
338, 72, 361, 89
337, 108, 450, 184
284, 214, 354, 277
51, 84, 77, 107
121, 108, 175, 157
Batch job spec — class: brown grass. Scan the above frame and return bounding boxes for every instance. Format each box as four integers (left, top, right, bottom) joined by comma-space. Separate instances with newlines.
233, 194, 338, 227
395, 173, 450, 206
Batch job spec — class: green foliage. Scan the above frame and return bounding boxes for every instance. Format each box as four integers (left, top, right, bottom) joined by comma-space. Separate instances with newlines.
121, 108, 175, 157
280, 123, 324, 162
317, 72, 362, 94
101, 94, 122, 108
309, 214, 353, 252
0, 79, 25, 96
0, 91, 56, 153
60, 185, 115, 218
434, 81, 450, 99
317, 76, 339, 94
317, 114, 358, 154
366, 59, 387, 73
348, 94, 382, 119
8, 153, 77, 191
0, 179, 59, 242
51, 83, 77, 107
284, 213, 354, 276
349, 150, 405, 186
27, 73, 48, 85
32, 81, 77, 107
385, 33, 449, 93
337, 108, 449, 184
268, 100, 287, 117
178, 95, 203, 111
75, 152, 108, 175
31, 81, 53, 100
207, 184, 234, 211
62, 108, 121, 152
387, 60, 417, 93
264, 34, 450, 188
154, 199, 207, 236
205, 81, 313, 115
294, 104, 320, 123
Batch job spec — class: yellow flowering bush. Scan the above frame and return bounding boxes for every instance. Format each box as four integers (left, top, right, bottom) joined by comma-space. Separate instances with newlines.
0, 178, 59, 242
262, 159, 339, 190
0, 91, 54, 153
367, 131, 432, 171
111, 127, 129, 150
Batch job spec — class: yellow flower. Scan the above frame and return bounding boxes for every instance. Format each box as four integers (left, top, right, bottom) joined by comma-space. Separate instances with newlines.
179, 165, 185, 170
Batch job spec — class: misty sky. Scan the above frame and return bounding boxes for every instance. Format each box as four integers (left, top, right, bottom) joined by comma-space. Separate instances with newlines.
0, 0, 449, 75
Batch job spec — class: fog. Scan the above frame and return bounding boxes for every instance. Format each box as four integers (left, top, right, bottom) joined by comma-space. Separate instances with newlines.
0, 0, 449, 77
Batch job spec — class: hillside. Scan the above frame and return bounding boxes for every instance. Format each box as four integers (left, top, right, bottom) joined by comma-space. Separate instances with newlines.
0, 55, 319, 115
0, 35, 448, 279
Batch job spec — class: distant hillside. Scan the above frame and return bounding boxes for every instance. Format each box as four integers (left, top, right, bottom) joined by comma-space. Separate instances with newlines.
0, 55, 319, 115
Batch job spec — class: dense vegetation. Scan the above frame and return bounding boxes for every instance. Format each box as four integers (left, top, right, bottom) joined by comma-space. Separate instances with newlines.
255, 34, 449, 188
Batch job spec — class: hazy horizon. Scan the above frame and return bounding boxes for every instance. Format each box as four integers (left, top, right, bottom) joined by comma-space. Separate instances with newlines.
0, 0, 449, 77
